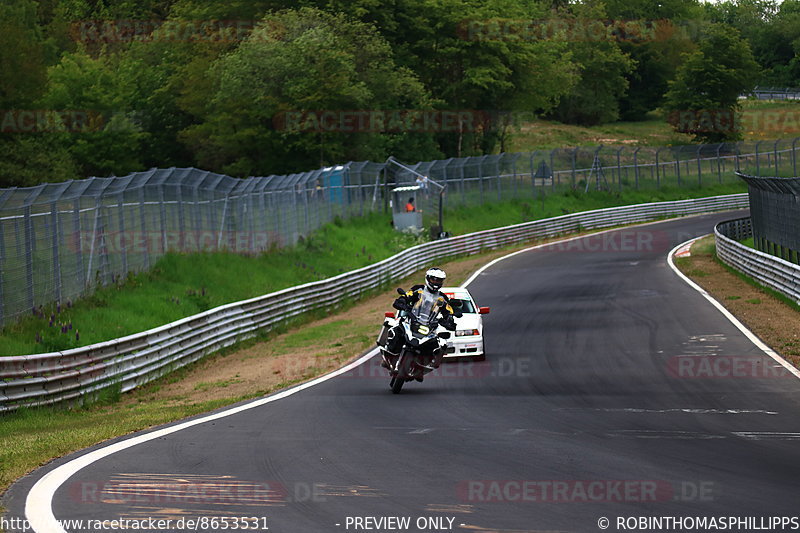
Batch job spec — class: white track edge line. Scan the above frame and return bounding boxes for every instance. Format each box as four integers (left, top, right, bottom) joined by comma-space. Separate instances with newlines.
25, 348, 378, 533
667, 236, 800, 381
23, 211, 741, 532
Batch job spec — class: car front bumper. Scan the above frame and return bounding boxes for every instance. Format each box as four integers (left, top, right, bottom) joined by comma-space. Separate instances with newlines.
444, 337, 484, 358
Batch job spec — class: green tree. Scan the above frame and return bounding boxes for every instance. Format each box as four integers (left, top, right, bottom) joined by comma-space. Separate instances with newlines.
180, 8, 439, 176
39, 50, 148, 176
604, 0, 703, 120
0, 0, 48, 107
303, 0, 578, 155
664, 23, 760, 142
548, 1, 635, 126
0, 0, 79, 187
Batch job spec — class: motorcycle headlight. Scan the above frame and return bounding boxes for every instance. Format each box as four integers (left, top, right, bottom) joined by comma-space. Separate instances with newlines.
455, 329, 480, 337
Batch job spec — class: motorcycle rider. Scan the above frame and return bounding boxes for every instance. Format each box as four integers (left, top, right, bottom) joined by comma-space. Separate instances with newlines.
381, 267, 460, 371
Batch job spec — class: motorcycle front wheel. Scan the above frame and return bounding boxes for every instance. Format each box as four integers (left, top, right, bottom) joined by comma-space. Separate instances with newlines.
390, 376, 404, 394
390, 352, 412, 394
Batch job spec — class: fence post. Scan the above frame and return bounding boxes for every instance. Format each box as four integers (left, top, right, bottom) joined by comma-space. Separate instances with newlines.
496, 155, 502, 202
755, 140, 763, 176
24, 206, 34, 311
191, 180, 202, 243
459, 160, 466, 205
633, 147, 640, 190
176, 181, 185, 251
696, 145, 703, 186
116, 193, 127, 274
793, 137, 799, 177
50, 202, 62, 303
655, 148, 661, 188
616, 147, 623, 192
0, 222, 5, 326
529, 153, 536, 199
675, 147, 682, 187
512, 153, 518, 199
716, 144, 722, 183
571, 148, 578, 189
245, 184, 255, 252
138, 187, 150, 268
158, 186, 168, 253
72, 198, 86, 290
774, 139, 780, 176
478, 156, 485, 205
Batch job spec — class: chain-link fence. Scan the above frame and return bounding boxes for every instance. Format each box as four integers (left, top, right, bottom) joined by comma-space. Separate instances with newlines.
735, 172, 800, 265
1, 138, 798, 329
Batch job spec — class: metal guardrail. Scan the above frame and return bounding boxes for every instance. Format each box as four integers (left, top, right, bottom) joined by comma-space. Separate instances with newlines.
715, 217, 800, 304
0, 194, 748, 412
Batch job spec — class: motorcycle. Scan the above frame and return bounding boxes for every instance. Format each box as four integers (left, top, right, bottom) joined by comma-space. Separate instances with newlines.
377, 288, 454, 394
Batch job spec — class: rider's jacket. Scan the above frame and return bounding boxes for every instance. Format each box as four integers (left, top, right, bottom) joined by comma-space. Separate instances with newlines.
394, 285, 458, 329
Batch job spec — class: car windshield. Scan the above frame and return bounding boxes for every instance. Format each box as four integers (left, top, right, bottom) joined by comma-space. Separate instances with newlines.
449, 298, 476, 314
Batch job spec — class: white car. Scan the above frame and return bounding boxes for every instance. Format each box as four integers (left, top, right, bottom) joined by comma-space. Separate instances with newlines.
438, 286, 490, 360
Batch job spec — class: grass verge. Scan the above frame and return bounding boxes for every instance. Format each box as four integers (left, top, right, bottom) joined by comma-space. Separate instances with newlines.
676, 235, 800, 364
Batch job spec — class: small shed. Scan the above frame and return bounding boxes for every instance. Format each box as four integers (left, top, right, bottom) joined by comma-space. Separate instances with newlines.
391, 185, 423, 230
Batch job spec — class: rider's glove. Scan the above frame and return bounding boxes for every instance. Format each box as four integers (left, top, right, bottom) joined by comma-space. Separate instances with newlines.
393, 297, 411, 311
441, 316, 457, 331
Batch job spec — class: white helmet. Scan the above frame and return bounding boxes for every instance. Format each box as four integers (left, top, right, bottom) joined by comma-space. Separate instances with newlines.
425, 267, 446, 292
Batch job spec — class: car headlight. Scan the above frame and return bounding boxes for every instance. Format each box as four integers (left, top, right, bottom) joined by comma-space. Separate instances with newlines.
455, 329, 479, 337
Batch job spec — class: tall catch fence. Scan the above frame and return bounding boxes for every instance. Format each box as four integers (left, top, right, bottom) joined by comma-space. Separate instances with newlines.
735, 172, 800, 265
746, 86, 800, 100
1, 138, 798, 330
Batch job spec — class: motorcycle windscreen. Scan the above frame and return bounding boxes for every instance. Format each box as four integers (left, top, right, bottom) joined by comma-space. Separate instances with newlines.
411, 291, 446, 325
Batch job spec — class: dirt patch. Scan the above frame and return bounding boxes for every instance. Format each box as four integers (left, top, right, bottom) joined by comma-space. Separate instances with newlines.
678, 236, 800, 368
123, 243, 535, 407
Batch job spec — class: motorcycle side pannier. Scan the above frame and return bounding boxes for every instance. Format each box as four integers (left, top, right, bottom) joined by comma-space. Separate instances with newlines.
376, 320, 391, 347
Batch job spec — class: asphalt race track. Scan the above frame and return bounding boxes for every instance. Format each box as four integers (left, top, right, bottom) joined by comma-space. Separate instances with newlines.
5, 210, 800, 533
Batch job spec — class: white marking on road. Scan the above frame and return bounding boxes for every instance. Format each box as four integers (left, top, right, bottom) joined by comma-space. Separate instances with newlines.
25, 348, 380, 533
668, 237, 800, 382
559, 408, 778, 415
607, 430, 727, 439
409, 428, 434, 434
733, 432, 800, 440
